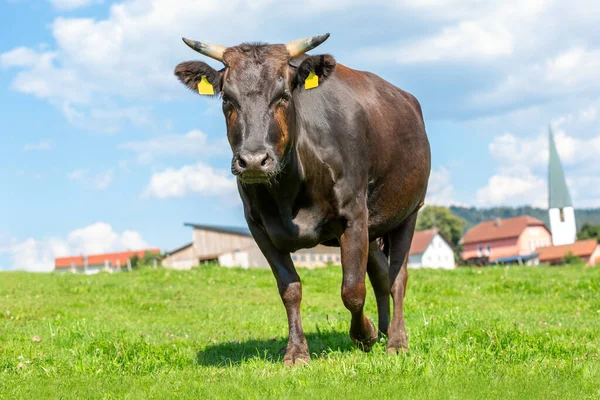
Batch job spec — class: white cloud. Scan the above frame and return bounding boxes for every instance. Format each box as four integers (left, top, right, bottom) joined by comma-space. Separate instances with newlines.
2, 0, 599, 130
67, 168, 114, 190
475, 173, 546, 208
119, 129, 229, 163
476, 106, 600, 207
50, 0, 102, 11
23, 139, 55, 151
472, 47, 600, 108
2, 222, 149, 272
425, 166, 459, 206
360, 20, 514, 64
143, 162, 236, 199
489, 129, 600, 170
64, 105, 155, 134
0, 47, 50, 68
68, 168, 89, 180
357, 0, 552, 65
94, 170, 113, 190
579, 105, 597, 123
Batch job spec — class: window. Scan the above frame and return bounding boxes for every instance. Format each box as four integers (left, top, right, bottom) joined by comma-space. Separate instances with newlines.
477, 246, 483, 257
292, 255, 298, 262
300, 255, 306, 262
560, 208, 565, 222
486, 245, 491, 256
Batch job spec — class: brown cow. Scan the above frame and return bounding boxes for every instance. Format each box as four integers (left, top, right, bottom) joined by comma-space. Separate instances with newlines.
175, 33, 431, 365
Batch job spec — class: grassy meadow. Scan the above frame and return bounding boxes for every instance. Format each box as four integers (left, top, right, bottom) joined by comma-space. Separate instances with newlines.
1, 264, 599, 399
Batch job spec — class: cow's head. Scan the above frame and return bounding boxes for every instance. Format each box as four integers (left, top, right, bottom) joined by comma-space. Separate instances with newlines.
175, 34, 336, 184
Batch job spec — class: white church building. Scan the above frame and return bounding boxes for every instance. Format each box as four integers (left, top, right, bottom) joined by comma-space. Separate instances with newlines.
548, 128, 577, 246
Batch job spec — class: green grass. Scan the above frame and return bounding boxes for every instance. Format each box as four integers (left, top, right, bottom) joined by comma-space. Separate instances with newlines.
1, 265, 600, 399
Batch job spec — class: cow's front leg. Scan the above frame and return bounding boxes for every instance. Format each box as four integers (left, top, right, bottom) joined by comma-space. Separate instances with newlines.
340, 211, 378, 352
246, 218, 309, 366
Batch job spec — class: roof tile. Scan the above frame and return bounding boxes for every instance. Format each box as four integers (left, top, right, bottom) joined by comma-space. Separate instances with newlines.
461, 216, 547, 245
537, 239, 598, 262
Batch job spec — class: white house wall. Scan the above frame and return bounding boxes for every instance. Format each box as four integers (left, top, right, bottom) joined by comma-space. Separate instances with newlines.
414, 234, 455, 269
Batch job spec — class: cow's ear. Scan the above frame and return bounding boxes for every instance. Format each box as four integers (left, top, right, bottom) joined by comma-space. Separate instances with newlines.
292, 54, 336, 90
174, 61, 223, 96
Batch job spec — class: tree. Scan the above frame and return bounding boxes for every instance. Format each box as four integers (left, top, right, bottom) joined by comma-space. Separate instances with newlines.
578, 223, 600, 241
142, 251, 159, 266
563, 251, 582, 265
416, 205, 467, 246
129, 254, 140, 270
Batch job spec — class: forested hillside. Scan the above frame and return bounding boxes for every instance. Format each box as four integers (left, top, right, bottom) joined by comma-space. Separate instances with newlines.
449, 206, 600, 230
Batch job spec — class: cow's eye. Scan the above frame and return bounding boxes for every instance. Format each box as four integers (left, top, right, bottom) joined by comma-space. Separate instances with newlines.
279, 91, 292, 104
222, 94, 232, 106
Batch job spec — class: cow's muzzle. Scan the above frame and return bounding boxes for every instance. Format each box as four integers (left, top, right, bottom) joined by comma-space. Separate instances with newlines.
232, 149, 279, 183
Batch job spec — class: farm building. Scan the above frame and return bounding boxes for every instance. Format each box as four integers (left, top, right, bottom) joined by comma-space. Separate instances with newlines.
537, 239, 600, 266
55, 249, 161, 274
408, 228, 455, 269
162, 224, 341, 270
460, 216, 552, 265
163, 223, 458, 270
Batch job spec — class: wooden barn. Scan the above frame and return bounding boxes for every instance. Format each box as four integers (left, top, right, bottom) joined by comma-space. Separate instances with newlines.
162, 224, 341, 270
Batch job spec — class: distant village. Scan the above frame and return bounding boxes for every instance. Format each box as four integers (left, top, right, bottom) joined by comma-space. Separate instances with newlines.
54, 129, 600, 274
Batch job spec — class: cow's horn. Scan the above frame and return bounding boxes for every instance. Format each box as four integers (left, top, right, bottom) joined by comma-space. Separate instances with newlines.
182, 38, 226, 62
286, 33, 330, 58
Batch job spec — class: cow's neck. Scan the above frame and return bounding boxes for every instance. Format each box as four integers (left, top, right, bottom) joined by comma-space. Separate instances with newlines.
264, 146, 304, 207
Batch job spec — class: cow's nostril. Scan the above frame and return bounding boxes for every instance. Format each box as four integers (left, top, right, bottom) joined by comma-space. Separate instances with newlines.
260, 154, 270, 167
238, 157, 247, 169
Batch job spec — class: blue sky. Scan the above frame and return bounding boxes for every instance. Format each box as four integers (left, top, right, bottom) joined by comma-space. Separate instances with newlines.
1, 0, 600, 271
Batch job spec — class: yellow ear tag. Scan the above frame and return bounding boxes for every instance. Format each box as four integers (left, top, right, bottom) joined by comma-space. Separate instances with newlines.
304, 72, 319, 90
197, 76, 215, 95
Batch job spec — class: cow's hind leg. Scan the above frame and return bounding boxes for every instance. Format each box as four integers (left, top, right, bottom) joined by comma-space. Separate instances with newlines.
387, 212, 418, 354
367, 240, 390, 336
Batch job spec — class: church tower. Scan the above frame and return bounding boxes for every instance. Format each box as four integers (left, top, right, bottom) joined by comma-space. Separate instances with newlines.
548, 127, 576, 245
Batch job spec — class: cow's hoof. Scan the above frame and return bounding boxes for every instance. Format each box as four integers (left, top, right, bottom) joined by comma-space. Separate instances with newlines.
386, 336, 409, 354
386, 329, 409, 354
386, 345, 409, 355
282, 343, 310, 367
350, 318, 378, 352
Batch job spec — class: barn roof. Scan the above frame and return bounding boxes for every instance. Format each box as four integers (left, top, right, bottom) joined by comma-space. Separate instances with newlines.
461, 216, 547, 245
55, 249, 161, 269
184, 223, 251, 237
537, 239, 598, 262
167, 242, 193, 255
409, 228, 453, 255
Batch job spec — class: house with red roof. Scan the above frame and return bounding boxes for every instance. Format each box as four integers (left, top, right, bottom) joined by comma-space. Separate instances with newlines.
408, 228, 455, 269
537, 239, 600, 266
460, 216, 552, 265
55, 249, 161, 274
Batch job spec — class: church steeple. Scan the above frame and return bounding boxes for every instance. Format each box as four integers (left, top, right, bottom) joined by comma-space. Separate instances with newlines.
549, 128, 572, 209
548, 126, 576, 246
